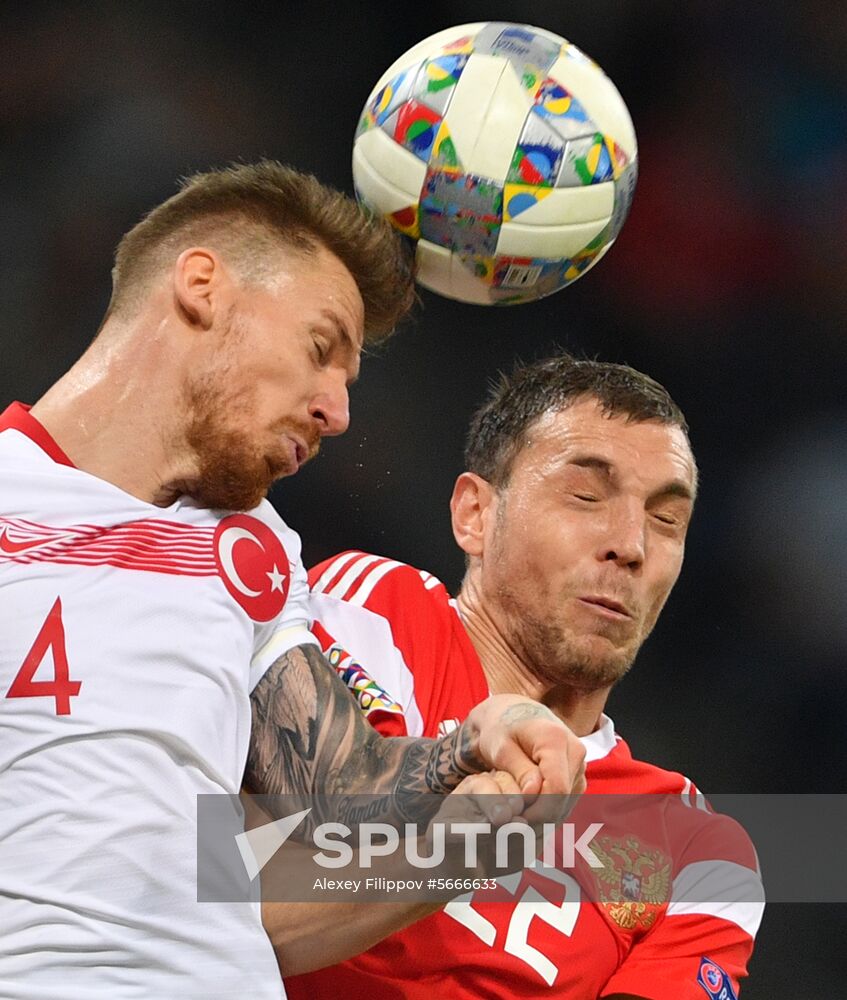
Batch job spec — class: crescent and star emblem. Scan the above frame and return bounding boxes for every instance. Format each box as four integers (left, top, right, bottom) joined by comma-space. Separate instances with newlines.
213, 514, 291, 622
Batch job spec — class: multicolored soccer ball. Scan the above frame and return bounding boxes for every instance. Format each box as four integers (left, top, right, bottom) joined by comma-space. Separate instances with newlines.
352, 22, 637, 305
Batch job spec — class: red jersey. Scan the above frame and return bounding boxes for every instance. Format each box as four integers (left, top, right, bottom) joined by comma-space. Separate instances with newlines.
286, 552, 763, 1000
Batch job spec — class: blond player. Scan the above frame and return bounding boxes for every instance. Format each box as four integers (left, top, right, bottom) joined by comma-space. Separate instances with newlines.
0, 163, 585, 999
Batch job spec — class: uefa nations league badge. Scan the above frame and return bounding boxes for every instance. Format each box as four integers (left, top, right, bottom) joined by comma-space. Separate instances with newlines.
697, 957, 738, 1000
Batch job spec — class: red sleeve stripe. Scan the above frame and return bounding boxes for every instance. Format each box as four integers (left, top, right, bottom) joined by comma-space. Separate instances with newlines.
0, 518, 217, 545
323, 553, 389, 601
310, 551, 365, 594
310, 619, 335, 650
308, 590, 426, 736
346, 559, 405, 607
0, 517, 218, 575
0, 517, 79, 543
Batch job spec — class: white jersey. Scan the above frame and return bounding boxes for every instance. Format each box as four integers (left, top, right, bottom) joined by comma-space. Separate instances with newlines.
0, 403, 316, 999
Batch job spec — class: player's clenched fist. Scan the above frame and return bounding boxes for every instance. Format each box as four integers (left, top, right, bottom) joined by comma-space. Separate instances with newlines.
432, 768, 525, 829
465, 694, 586, 800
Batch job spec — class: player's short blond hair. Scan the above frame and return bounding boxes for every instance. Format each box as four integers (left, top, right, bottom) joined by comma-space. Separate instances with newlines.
109, 160, 415, 342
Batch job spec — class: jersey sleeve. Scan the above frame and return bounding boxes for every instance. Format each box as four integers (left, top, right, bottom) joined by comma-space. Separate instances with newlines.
248, 503, 318, 691
600, 806, 764, 1000
307, 551, 462, 737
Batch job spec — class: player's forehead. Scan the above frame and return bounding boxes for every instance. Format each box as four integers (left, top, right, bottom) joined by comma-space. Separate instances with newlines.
512, 397, 696, 494
285, 245, 365, 342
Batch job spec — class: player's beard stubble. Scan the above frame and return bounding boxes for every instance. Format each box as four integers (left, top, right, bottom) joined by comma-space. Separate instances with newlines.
487, 519, 645, 694
178, 354, 319, 512
501, 598, 637, 693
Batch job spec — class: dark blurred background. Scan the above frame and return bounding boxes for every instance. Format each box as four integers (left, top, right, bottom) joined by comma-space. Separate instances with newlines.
2, 1, 845, 994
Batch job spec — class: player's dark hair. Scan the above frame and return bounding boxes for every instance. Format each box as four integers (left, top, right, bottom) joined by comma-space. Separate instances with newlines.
465, 353, 691, 486
109, 160, 415, 342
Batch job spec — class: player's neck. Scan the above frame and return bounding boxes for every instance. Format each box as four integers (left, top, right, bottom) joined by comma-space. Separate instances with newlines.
456, 578, 608, 738
538, 683, 610, 739
31, 316, 194, 507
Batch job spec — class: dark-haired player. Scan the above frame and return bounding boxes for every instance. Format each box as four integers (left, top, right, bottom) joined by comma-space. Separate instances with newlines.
286, 354, 763, 999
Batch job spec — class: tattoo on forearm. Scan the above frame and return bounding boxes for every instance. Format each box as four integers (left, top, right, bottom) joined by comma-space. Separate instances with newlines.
424, 721, 484, 794
245, 643, 488, 825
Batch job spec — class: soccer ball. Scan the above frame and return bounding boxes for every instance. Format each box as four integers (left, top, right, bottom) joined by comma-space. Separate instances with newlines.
352, 22, 637, 305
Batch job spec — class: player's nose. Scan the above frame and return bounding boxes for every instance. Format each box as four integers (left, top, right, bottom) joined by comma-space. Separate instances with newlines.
599, 505, 645, 570
309, 379, 350, 437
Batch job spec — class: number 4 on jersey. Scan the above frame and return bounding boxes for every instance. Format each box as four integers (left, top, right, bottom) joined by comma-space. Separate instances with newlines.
6, 597, 81, 715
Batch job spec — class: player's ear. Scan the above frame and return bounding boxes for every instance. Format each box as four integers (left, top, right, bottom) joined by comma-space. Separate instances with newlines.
172, 247, 222, 330
451, 472, 495, 558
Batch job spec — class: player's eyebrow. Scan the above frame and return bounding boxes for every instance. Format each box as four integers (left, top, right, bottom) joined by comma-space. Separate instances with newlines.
568, 456, 614, 478
319, 308, 361, 385
567, 455, 696, 502
655, 479, 696, 502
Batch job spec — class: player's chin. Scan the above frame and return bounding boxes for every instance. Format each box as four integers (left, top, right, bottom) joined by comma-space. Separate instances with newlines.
264, 452, 299, 483
191, 480, 268, 512
565, 636, 635, 689
203, 462, 280, 511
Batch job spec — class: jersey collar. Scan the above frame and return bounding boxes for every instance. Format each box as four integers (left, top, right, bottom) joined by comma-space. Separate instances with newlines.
582, 714, 618, 763
0, 402, 76, 468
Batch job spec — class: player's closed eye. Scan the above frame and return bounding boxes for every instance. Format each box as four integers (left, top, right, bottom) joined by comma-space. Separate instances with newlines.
652, 511, 680, 526
311, 335, 329, 364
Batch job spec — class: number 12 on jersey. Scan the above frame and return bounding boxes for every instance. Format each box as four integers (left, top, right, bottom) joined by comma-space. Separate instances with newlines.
6, 597, 81, 715
444, 868, 581, 987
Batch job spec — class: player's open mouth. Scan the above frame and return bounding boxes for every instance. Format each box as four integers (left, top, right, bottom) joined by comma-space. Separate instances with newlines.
578, 596, 632, 620
284, 436, 308, 468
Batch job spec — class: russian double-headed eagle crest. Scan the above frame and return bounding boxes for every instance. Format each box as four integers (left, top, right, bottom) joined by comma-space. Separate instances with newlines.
590, 834, 671, 932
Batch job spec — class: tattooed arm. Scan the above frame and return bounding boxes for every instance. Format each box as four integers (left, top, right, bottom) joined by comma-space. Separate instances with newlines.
245, 643, 484, 824
245, 642, 585, 820
246, 643, 585, 974
255, 768, 528, 976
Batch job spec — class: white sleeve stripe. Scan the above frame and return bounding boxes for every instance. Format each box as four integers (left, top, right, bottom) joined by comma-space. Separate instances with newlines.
668, 860, 765, 937
423, 575, 441, 590
308, 593, 425, 736
665, 899, 765, 939
680, 776, 710, 811
325, 554, 384, 599
252, 624, 318, 667
311, 551, 363, 594
249, 624, 318, 692
348, 559, 404, 606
